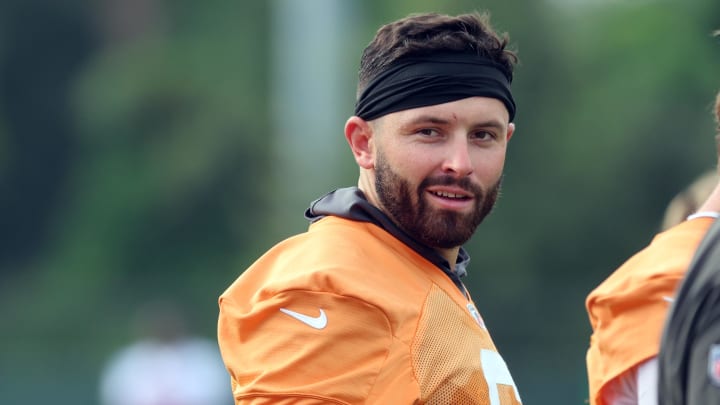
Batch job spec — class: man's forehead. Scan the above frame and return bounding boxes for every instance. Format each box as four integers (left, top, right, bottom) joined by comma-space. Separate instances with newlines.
385, 97, 510, 124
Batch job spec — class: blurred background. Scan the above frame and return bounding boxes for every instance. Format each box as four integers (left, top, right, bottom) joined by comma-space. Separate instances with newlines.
1, 0, 719, 403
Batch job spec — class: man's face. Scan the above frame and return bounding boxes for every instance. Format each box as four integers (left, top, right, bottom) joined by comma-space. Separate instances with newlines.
370, 96, 514, 249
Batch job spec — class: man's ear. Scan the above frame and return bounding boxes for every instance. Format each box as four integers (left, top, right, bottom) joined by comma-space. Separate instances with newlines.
344, 116, 375, 169
506, 122, 515, 142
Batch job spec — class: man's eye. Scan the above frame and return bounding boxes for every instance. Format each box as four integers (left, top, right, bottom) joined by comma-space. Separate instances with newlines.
418, 128, 439, 136
473, 131, 495, 140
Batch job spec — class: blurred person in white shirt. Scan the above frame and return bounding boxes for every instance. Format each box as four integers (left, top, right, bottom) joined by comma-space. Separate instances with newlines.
99, 299, 232, 405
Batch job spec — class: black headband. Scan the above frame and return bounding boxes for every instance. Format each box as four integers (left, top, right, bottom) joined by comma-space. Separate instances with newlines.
354, 52, 515, 122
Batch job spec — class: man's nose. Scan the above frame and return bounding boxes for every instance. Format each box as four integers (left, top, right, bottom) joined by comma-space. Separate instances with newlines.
441, 138, 474, 177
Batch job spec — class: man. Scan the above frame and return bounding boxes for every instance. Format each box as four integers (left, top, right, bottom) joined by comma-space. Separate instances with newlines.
217, 12, 522, 404
658, 90, 720, 405
585, 89, 720, 405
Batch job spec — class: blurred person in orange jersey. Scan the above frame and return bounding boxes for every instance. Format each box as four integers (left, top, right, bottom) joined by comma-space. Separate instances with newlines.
218, 11, 524, 405
100, 299, 232, 405
586, 87, 720, 405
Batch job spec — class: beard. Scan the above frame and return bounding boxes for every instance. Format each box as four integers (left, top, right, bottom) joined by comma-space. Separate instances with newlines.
374, 152, 501, 249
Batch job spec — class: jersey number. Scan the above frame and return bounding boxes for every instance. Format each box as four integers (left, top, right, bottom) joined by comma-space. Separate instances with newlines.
480, 349, 522, 405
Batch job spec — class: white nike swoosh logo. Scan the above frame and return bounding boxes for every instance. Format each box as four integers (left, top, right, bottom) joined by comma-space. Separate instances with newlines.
663, 296, 675, 303
279, 308, 327, 329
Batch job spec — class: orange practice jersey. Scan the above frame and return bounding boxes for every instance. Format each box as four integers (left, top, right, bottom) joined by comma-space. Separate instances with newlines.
218, 215, 522, 405
585, 218, 714, 405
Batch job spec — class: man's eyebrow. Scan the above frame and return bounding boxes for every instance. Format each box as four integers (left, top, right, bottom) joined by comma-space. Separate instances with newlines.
405, 115, 505, 130
404, 115, 452, 126
471, 119, 505, 130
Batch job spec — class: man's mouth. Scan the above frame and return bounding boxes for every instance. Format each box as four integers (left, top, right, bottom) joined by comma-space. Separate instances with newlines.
430, 190, 470, 200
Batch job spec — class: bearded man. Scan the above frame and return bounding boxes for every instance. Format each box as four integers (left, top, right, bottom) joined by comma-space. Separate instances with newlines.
218, 11, 522, 405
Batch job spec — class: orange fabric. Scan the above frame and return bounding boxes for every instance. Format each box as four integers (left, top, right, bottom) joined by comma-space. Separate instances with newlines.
218, 216, 522, 404
585, 218, 714, 405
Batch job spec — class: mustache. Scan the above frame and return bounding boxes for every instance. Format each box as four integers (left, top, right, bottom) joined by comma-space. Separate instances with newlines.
419, 175, 483, 195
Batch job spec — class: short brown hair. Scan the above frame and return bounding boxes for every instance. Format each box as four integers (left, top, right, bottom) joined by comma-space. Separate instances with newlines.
357, 12, 518, 98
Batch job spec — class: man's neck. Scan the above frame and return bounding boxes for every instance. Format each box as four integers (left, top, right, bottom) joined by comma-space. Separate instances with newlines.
437, 247, 460, 272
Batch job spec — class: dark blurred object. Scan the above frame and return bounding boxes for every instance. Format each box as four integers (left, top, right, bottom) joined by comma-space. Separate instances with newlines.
0, 0, 96, 271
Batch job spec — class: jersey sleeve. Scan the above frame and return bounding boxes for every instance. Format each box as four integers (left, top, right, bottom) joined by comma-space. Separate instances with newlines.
586, 218, 714, 405
218, 289, 404, 404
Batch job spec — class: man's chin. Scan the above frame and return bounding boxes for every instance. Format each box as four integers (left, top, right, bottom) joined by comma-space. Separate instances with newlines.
420, 216, 479, 247
427, 207, 476, 223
